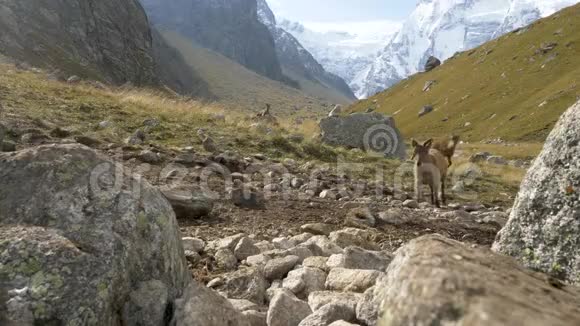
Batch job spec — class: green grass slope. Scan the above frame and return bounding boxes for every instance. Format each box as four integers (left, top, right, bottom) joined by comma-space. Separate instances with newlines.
160, 30, 342, 115
350, 4, 580, 142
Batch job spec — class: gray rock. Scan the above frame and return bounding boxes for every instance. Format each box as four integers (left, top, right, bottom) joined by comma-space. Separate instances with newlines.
328, 321, 359, 326
329, 228, 377, 250
264, 256, 300, 281
319, 189, 338, 200
424, 56, 441, 72
301, 223, 334, 236
231, 187, 266, 209
469, 151, 491, 163
172, 282, 250, 326
326, 268, 383, 293
215, 249, 238, 271
161, 188, 214, 219
298, 303, 356, 326
319, 112, 406, 159
214, 268, 268, 305
487, 155, 508, 165
209, 233, 246, 252
235, 237, 261, 261
418, 105, 433, 118
377, 234, 580, 325
267, 290, 312, 326
336, 247, 392, 271
377, 208, 409, 226
1, 140, 16, 152
307, 291, 361, 312
345, 208, 376, 228
302, 236, 343, 257
138, 150, 162, 164
244, 310, 268, 326
126, 129, 146, 145
493, 101, 580, 285
423, 80, 436, 92
355, 286, 378, 326
283, 267, 327, 299
403, 199, 419, 209
264, 246, 313, 263
182, 237, 205, 253
0, 144, 189, 326
303, 257, 329, 272
229, 299, 261, 312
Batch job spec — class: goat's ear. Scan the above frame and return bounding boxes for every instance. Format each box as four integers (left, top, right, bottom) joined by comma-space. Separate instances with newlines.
411, 139, 419, 147
424, 139, 433, 148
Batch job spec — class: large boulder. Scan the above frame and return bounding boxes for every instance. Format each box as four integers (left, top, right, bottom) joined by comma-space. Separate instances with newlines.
0, 144, 190, 325
0, 0, 157, 86
375, 235, 580, 326
424, 56, 441, 72
493, 101, 580, 285
319, 112, 405, 159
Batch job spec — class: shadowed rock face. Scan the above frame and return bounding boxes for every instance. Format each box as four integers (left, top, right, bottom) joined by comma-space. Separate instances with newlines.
493, 100, 580, 285
0, 0, 157, 86
0, 144, 190, 325
140, 0, 286, 84
375, 235, 580, 326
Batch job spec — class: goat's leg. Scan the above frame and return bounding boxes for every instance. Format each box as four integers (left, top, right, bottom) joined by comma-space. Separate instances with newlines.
429, 184, 435, 205
447, 157, 453, 167
441, 176, 447, 206
415, 176, 422, 202
433, 177, 441, 208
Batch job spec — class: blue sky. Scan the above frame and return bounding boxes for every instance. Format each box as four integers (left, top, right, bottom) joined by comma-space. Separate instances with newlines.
266, 0, 418, 23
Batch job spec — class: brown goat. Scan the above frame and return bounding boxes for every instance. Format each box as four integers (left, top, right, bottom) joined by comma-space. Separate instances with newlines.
432, 135, 460, 167
412, 139, 448, 207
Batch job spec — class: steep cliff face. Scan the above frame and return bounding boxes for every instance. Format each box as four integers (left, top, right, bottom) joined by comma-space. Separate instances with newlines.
140, 0, 286, 84
0, 0, 157, 86
256, 0, 356, 102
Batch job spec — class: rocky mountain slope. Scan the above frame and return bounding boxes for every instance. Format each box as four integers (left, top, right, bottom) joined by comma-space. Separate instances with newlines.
140, 0, 288, 85
0, 0, 157, 86
357, 0, 579, 98
350, 3, 580, 142
256, 0, 356, 103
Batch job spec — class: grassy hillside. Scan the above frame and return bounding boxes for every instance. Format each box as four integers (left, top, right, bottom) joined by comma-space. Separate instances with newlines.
160, 31, 348, 115
349, 4, 580, 142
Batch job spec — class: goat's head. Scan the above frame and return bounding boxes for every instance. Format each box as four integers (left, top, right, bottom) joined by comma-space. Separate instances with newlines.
411, 139, 433, 166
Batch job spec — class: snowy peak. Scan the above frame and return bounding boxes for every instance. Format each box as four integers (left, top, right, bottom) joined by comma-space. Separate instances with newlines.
357, 0, 579, 98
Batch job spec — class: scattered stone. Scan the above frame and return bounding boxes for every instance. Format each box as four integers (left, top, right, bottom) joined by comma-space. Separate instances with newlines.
20, 132, 50, 144
355, 286, 379, 326
161, 189, 214, 219
182, 237, 205, 253
469, 152, 491, 163
338, 247, 392, 271
298, 303, 356, 326
376, 234, 580, 325
229, 299, 261, 312
49, 127, 72, 138
126, 129, 146, 145
308, 291, 362, 312
67, 75, 81, 83
264, 256, 300, 281
214, 268, 268, 305
423, 80, 436, 92
378, 208, 409, 225
329, 105, 342, 117
172, 282, 250, 326
494, 100, 580, 284
418, 105, 434, 117
267, 290, 312, 326
235, 237, 261, 261
345, 208, 376, 228
231, 187, 266, 210
326, 268, 384, 293
301, 223, 334, 236
244, 310, 268, 326
328, 321, 359, 326
138, 149, 161, 164
74, 135, 101, 148
216, 249, 238, 270
1, 140, 16, 152
424, 56, 441, 71
209, 233, 246, 252
319, 189, 338, 200
329, 228, 377, 250
303, 256, 329, 272
303, 236, 343, 257
283, 267, 327, 299
403, 199, 419, 209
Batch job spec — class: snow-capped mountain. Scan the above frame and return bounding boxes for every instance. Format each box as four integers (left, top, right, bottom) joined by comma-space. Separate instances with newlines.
357, 0, 579, 98
279, 20, 401, 97
257, 0, 356, 101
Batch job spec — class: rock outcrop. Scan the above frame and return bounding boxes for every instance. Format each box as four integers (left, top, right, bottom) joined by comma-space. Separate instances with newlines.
0, 144, 190, 325
375, 235, 580, 325
140, 0, 288, 84
493, 100, 580, 284
0, 0, 157, 86
320, 112, 406, 159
